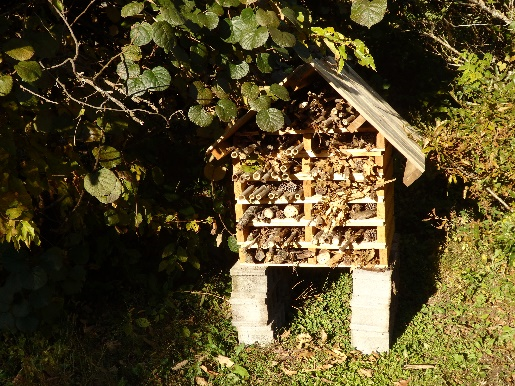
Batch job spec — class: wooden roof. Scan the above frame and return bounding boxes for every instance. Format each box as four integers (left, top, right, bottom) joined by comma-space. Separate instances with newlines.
207, 58, 426, 185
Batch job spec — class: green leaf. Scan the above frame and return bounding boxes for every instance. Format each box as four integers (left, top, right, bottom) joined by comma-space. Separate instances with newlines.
228, 235, 239, 252
141, 66, 171, 92
160, 3, 185, 26
14, 61, 42, 82
269, 27, 296, 48
218, 0, 240, 6
256, 108, 284, 132
92, 146, 122, 169
152, 21, 176, 51
192, 82, 213, 106
122, 44, 142, 61
203, 11, 219, 30
229, 62, 249, 80
256, 53, 273, 73
136, 317, 150, 328
6, 207, 23, 220
215, 99, 237, 122
3, 39, 35, 61
121, 1, 144, 17
350, 0, 387, 28
116, 60, 140, 80
270, 84, 290, 101
232, 364, 249, 379
83, 168, 122, 204
256, 9, 280, 27
126, 77, 146, 96
249, 95, 271, 112
0, 75, 13, 96
241, 26, 269, 50
188, 105, 213, 127
130, 22, 153, 46
241, 82, 260, 100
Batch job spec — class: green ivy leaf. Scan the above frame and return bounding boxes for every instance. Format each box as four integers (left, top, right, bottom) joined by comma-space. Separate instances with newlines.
159, 3, 185, 26
0, 74, 13, 96
188, 105, 213, 127
92, 146, 122, 169
249, 95, 271, 112
121, 1, 144, 17
241, 82, 260, 100
83, 168, 122, 204
141, 66, 171, 92
256, 108, 284, 132
256, 53, 273, 73
130, 22, 153, 46
350, 0, 387, 28
3, 38, 35, 61
229, 61, 249, 80
228, 235, 239, 252
270, 84, 290, 101
14, 61, 42, 82
116, 60, 140, 80
269, 27, 296, 48
215, 98, 237, 122
256, 9, 280, 28
152, 21, 175, 51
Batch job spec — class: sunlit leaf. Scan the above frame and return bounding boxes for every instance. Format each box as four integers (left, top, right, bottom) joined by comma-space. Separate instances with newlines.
121, 44, 142, 61
256, 108, 284, 132
141, 66, 171, 92
130, 22, 153, 46
228, 235, 239, 252
269, 27, 296, 48
83, 168, 122, 204
14, 61, 42, 82
256, 9, 280, 27
116, 60, 140, 80
188, 105, 213, 127
121, 1, 144, 17
249, 95, 271, 111
240, 27, 268, 50
3, 38, 35, 61
92, 146, 122, 169
241, 82, 260, 100
256, 53, 273, 73
0, 74, 13, 96
350, 0, 387, 28
152, 21, 175, 50
229, 61, 249, 79
270, 84, 290, 101
215, 98, 237, 122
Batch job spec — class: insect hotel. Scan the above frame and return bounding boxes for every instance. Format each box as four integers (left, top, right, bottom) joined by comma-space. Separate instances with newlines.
208, 59, 425, 352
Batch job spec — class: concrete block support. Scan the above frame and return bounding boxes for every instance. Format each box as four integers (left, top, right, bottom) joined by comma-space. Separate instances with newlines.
350, 265, 398, 354
229, 262, 291, 345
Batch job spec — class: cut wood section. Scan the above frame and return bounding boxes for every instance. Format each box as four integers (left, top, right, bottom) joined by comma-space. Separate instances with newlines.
346, 114, 367, 133
375, 141, 392, 169
282, 63, 317, 91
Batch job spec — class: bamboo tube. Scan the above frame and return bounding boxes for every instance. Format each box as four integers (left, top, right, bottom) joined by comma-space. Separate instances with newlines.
238, 184, 256, 200
279, 163, 290, 173
232, 171, 242, 181
231, 150, 240, 158
252, 170, 262, 180
294, 188, 304, 200
291, 142, 304, 155
281, 173, 290, 180
260, 172, 271, 183
255, 186, 271, 200
248, 185, 265, 201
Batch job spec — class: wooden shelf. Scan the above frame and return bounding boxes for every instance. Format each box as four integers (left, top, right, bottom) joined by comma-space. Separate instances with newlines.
283, 149, 384, 158
236, 194, 384, 205
240, 217, 386, 227
237, 262, 388, 269
238, 240, 387, 250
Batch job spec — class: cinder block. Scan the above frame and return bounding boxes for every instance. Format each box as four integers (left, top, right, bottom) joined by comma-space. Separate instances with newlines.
351, 328, 390, 354
236, 325, 275, 345
230, 299, 280, 324
352, 268, 393, 299
350, 304, 391, 331
232, 308, 285, 329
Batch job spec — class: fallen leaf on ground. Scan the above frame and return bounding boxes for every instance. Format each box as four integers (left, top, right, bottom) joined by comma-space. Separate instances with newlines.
296, 333, 312, 348
358, 368, 373, 378
281, 330, 291, 340
172, 359, 188, 371
320, 329, 328, 343
393, 379, 410, 386
200, 365, 219, 376
281, 365, 298, 376
195, 376, 209, 385
216, 354, 234, 368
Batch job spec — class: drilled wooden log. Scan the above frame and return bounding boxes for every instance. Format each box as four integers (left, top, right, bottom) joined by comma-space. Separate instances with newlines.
291, 142, 304, 155
265, 228, 281, 249
284, 228, 299, 245
236, 205, 258, 230
262, 206, 278, 219
350, 209, 376, 220
260, 171, 271, 183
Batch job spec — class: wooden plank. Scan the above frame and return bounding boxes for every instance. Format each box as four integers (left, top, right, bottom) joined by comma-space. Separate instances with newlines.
297, 148, 384, 158
236, 194, 384, 205
378, 248, 389, 266
237, 262, 389, 268
238, 240, 387, 250
248, 218, 386, 227
376, 132, 386, 149
282, 63, 318, 91
234, 203, 246, 222
376, 141, 393, 169
311, 59, 425, 176
346, 114, 367, 133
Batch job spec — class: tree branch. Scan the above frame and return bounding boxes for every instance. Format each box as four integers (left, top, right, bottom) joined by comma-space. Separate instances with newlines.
469, 0, 513, 25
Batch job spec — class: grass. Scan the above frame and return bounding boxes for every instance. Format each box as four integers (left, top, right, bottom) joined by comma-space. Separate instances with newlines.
1, 207, 515, 385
